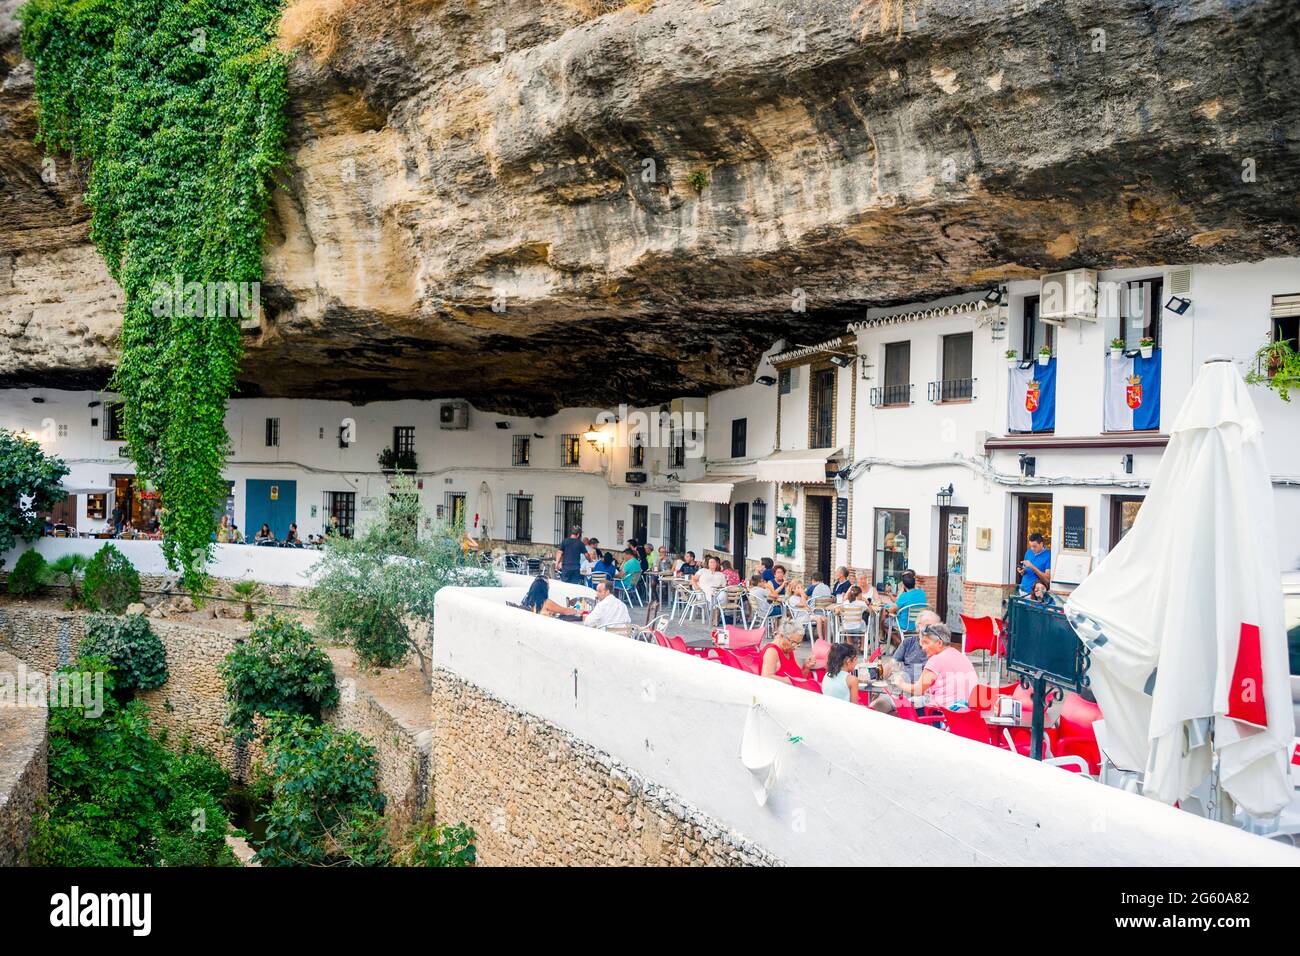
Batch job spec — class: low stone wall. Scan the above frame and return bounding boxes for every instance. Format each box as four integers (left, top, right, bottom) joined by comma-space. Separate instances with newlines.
0, 649, 48, 866
429, 669, 779, 866
0, 603, 426, 822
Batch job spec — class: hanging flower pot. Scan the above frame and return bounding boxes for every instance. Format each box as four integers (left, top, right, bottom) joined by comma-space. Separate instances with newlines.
1037, 348, 1051, 366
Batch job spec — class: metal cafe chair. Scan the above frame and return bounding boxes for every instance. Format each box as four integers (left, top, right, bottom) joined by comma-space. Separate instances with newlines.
710, 586, 749, 629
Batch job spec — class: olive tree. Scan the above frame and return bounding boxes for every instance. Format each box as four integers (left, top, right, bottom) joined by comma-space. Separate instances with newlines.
309, 476, 496, 679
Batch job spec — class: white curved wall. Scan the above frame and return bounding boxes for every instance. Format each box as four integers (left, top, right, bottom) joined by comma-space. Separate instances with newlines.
433, 585, 1299, 866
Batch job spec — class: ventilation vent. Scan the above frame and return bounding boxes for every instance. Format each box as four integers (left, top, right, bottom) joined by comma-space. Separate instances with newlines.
1167, 267, 1192, 296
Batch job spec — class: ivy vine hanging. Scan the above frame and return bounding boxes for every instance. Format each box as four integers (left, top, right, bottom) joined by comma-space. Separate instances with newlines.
20, 0, 288, 590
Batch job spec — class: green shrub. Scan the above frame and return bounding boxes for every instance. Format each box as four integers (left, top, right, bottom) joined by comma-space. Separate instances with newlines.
394, 820, 477, 868
42, 552, 88, 607
81, 542, 141, 613
30, 658, 235, 867
6, 549, 48, 596
220, 613, 339, 743
255, 716, 386, 867
81, 613, 168, 697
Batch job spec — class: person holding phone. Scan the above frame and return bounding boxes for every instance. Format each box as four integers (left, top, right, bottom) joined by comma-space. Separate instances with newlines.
1018, 533, 1052, 595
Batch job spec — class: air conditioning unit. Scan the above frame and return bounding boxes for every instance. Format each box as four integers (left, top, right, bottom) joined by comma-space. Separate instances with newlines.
1039, 269, 1098, 324
625, 471, 648, 485
438, 401, 469, 430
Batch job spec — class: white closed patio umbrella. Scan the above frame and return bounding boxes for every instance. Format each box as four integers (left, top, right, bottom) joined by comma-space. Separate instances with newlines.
1066, 358, 1293, 818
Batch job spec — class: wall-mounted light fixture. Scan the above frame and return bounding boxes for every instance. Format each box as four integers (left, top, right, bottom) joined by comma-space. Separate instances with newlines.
1018, 453, 1036, 478
583, 425, 607, 450
859, 356, 875, 381
755, 374, 776, 387
1164, 295, 1191, 315
1120, 453, 1134, 474
829, 353, 854, 369
494, 421, 510, 429
936, 483, 954, 507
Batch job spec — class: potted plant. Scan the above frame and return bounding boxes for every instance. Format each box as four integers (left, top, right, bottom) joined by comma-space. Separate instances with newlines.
1005, 349, 1019, 367
1037, 345, 1052, 366
1110, 337, 1125, 359
1139, 337, 1155, 359
1245, 337, 1300, 402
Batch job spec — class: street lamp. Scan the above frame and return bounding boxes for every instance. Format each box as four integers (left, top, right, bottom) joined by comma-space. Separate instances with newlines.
583, 425, 607, 450
936, 483, 954, 507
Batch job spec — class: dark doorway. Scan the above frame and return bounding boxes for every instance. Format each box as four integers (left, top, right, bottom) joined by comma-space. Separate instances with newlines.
631, 505, 648, 547
816, 495, 832, 584
666, 503, 687, 556
732, 502, 749, 574
1013, 493, 1053, 586
936, 506, 969, 632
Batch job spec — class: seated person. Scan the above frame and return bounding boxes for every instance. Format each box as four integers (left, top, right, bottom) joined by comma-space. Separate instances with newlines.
759, 557, 776, 587
821, 642, 861, 703
677, 551, 699, 578
748, 574, 777, 620
764, 565, 791, 601
618, 548, 642, 580
888, 622, 978, 709
832, 566, 853, 598
877, 609, 940, 689
589, 551, 619, 583
759, 622, 814, 684
785, 580, 828, 641
835, 586, 870, 643
580, 546, 596, 578
1029, 580, 1056, 604
216, 515, 233, 543
891, 570, 926, 632
229, 523, 244, 544
805, 571, 832, 602
692, 555, 727, 600
521, 575, 581, 620
254, 523, 276, 545
656, 546, 674, 572
284, 523, 302, 547
720, 560, 741, 587
585, 581, 631, 629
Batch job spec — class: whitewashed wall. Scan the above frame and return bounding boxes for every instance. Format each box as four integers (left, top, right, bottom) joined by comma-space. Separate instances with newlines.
433, 585, 1299, 866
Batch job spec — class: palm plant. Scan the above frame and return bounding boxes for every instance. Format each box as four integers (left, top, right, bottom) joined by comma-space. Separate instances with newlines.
43, 553, 90, 608
231, 579, 265, 621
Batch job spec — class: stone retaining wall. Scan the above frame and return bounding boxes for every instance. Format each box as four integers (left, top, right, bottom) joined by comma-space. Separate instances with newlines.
0, 649, 48, 866
429, 668, 780, 866
0, 604, 426, 822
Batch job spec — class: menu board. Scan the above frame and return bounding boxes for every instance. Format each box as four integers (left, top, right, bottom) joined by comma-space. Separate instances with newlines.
835, 497, 848, 539
1061, 505, 1088, 551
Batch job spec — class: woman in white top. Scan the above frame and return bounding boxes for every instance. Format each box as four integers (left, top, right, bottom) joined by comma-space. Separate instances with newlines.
693, 555, 728, 601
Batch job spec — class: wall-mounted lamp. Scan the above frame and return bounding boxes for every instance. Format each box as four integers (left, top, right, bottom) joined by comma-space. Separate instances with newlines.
1164, 295, 1191, 315
936, 483, 954, 507
494, 421, 510, 429
829, 353, 854, 369
1120, 453, 1134, 474
755, 375, 777, 387
583, 425, 607, 450
31, 397, 45, 404
1018, 453, 1036, 478
983, 288, 1002, 304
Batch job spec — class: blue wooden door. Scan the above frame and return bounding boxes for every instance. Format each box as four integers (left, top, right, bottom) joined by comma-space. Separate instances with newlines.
245, 480, 297, 540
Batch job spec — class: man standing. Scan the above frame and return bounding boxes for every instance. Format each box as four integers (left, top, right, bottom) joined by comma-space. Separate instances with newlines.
556, 526, 587, 585
1018, 532, 1052, 595
585, 581, 631, 629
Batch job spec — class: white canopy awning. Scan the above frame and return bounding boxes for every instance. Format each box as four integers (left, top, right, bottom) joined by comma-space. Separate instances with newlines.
61, 486, 112, 496
678, 475, 746, 504
754, 448, 841, 484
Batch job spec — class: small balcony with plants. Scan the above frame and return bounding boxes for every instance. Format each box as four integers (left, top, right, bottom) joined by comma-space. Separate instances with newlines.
377, 446, 419, 474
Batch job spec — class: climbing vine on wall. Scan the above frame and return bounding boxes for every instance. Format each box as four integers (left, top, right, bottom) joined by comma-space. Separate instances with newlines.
20, 0, 288, 591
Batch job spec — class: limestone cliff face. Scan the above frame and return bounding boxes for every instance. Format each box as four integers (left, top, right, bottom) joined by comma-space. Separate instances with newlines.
3, 0, 1299, 413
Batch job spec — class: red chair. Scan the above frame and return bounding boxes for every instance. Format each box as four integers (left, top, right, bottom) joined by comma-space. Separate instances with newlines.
789, 675, 822, 694
892, 697, 944, 726
713, 647, 761, 674
960, 614, 1003, 681
1055, 692, 1103, 775
939, 706, 1003, 746
667, 635, 709, 657
723, 625, 765, 651
968, 681, 1021, 711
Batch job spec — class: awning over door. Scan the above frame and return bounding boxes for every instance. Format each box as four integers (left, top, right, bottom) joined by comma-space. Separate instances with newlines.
754, 448, 841, 484
678, 475, 746, 504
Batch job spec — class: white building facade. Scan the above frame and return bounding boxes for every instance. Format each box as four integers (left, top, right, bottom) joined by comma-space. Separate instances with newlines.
4, 258, 1298, 622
